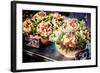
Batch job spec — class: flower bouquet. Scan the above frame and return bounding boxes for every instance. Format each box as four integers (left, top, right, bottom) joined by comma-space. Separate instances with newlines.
49, 17, 90, 59
22, 11, 90, 59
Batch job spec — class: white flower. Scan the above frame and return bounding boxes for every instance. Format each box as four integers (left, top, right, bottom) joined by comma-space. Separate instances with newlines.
37, 21, 52, 37
61, 32, 77, 47
22, 19, 34, 33
62, 18, 79, 32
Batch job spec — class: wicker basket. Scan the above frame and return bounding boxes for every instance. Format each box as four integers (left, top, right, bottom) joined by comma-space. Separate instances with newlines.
55, 44, 81, 59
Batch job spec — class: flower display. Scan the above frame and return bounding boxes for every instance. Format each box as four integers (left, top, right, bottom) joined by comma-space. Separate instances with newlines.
22, 11, 90, 58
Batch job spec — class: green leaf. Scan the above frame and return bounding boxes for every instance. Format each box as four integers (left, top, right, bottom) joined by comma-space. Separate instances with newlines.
32, 28, 36, 34
79, 20, 86, 29
49, 31, 63, 43
32, 19, 38, 26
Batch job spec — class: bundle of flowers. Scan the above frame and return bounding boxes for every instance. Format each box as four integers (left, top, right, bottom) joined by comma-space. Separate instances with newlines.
22, 11, 90, 58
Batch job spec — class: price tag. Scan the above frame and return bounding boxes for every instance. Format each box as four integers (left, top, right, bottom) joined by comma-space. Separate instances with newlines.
25, 36, 40, 48
75, 49, 89, 60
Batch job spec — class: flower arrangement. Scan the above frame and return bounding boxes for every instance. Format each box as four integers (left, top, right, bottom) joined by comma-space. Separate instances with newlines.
22, 11, 90, 58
